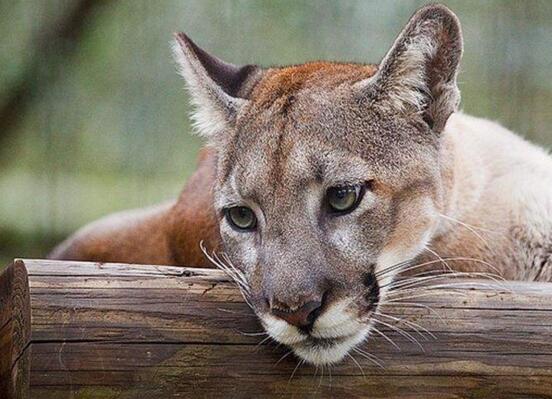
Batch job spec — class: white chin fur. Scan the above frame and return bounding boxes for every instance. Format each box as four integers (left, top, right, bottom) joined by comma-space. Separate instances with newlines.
291, 328, 369, 365
261, 300, 371, 365
262, 314, 307, 345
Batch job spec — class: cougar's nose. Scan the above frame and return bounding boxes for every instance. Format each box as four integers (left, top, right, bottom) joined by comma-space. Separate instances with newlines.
271, 299, 323, 332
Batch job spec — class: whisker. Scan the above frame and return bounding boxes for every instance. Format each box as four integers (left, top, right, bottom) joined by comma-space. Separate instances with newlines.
386, 284, 468, 296
213, 252, 250, 292
379, 257, 502, 279
383, 271, 507, 292
374, 312, 436, 340
347, 353, 366, 378
438, 212, 499, 235
201, 243, 236, 279
199, 242, 247, 288
373, 318, 424, 351
392, 278, 510, 293
229, 281, 254, 309
384, 282, 506, 304
254, 335, 273, 351
200, 243, 257, 310
375, 259, 413, 277
353, 348, 385, 369
318, 364, 324, 388
384, 290, 468, 303
379, 301, 443, 321
370, 325, 401, 350
288, 359, 304, 383
424, 246, 454, 273
274, 349, 293, 366
221, 252, 250, 288
218, 308, 254, 316
236, 329, 267, 336
414, 281, 509, 292
399, 268, 505, 281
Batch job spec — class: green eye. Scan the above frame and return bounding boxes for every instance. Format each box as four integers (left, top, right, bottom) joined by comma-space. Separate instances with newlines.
326, 185, 364, 214
225, 206, 257, 230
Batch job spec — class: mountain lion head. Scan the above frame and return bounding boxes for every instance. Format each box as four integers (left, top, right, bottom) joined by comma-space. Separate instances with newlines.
173, 4, 462, 365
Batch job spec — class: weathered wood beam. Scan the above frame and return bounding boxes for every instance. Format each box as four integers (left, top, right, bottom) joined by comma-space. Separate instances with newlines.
6, 259, 552, 398
0, 261, 31, 399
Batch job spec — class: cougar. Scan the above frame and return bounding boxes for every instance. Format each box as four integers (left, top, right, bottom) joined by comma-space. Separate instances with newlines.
50, 4, 552, 365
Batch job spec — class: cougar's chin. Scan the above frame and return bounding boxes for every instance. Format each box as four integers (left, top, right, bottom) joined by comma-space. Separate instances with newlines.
261, 316, 370, 365
290, 328, 369, 365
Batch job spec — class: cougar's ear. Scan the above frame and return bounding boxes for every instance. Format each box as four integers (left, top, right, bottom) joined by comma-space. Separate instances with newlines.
358, 4, 463, 133
173, 33, 261, 138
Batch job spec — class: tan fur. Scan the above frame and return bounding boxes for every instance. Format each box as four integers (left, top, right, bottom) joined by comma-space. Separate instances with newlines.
423, 113, 552, 280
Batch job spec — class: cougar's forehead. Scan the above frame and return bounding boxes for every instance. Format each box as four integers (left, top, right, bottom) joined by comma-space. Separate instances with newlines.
248, 62, 378, 111
217, 63, 378, 182
220, 135, 373, 208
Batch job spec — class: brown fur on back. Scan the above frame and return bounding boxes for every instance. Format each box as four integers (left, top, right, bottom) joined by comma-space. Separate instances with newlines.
168, 148, 221, 266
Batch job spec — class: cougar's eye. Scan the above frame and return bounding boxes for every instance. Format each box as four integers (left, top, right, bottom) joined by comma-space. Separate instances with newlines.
326, 184, 364, 214
225, 206, 257, 230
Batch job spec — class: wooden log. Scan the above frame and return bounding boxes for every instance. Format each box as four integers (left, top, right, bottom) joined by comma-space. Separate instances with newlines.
0, 261, 31, 399
15, 259, 552, 397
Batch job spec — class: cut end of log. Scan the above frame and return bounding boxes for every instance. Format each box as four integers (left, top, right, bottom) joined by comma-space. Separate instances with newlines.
0, 260, 31, 399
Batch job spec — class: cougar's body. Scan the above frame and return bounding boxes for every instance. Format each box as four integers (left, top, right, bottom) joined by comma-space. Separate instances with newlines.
425, 112, 552, 281
50, 4, 552, 365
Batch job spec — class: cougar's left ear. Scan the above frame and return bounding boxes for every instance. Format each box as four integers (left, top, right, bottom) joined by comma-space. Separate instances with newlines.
173, 33, 262, 138
357, 4, 463, 133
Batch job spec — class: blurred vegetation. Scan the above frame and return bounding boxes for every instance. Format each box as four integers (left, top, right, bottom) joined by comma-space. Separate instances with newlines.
1, 0, 551, 267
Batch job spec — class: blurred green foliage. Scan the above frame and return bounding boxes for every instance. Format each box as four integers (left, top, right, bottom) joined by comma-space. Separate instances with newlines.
0, 0, 551, 266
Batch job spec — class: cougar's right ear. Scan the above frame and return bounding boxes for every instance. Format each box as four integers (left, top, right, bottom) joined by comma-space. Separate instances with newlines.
173, 33, 261, 139
355, 4, 463, 133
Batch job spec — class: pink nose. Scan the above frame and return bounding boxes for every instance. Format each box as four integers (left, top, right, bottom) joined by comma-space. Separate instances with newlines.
271, 300, 323, 330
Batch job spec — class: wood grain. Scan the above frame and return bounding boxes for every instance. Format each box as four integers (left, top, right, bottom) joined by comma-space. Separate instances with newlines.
0, 260, 31, 399
8, 259, 552, 398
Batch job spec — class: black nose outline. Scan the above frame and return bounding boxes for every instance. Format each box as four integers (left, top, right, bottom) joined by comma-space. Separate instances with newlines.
271, 300, 323, 333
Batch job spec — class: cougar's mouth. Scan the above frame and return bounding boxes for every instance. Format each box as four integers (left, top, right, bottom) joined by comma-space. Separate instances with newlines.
261, 307, 372, 365
290, 328, 369, 365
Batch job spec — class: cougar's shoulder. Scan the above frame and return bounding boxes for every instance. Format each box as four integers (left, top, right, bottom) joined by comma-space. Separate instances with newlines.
429, 113, 552, 280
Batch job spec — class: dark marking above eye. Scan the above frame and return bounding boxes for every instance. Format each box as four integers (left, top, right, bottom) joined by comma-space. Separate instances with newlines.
280, 95, 296, 116
363, 270, 380, 307
314, 164, 324, 183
